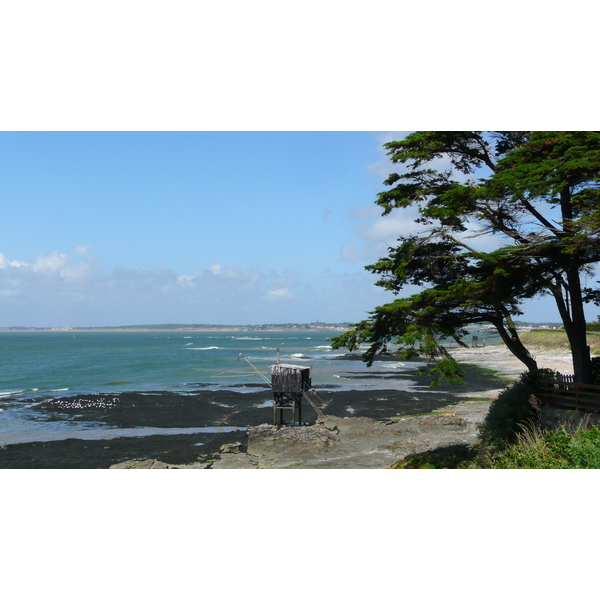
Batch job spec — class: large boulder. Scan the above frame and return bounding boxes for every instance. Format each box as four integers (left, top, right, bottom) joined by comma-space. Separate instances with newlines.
247, 423, 339, 459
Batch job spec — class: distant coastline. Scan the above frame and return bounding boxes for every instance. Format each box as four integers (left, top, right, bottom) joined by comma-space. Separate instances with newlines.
0, 320, 564, 333
0, 322, 351, 333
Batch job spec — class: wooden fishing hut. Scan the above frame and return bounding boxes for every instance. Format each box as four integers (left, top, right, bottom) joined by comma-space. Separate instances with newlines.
270, 363, 311, 426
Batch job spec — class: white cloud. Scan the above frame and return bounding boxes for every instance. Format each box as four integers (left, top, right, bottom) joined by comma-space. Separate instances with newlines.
0, 253, 30, 268
31, 251, 69, 273
0, 245, 570, 327
74, 244, 92, 257
264, 287, 292, 301
354, 207, 426, 244
176, 274, 197, 290
0, 249, 319, 326
59, 260, 95, 284
340, 203, 428, 265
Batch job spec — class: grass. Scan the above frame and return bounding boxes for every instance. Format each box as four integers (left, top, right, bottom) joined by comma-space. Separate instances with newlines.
519, 329, 600, 355
487, 422, 600, 469
394, 424, 600, 469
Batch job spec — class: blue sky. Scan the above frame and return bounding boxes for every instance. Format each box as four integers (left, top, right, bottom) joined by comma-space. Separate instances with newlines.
0, 131, 401, 326
0, 130, 584, 327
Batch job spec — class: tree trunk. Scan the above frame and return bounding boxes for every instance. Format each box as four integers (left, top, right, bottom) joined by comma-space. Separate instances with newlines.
492, 314, 539, 373
555, 186, 593, 383
565, 267, 593, 383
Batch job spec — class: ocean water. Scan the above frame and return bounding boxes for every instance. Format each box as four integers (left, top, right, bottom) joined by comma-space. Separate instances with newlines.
0, 330, 397, 444
1, 329, 409, 397
0, 329, 500, 446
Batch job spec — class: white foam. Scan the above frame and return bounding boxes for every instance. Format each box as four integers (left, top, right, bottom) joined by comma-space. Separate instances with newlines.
0, 390, 24, 397
210, 401, 234, 408
256, 400, 274, 408
185, 346, 219, 350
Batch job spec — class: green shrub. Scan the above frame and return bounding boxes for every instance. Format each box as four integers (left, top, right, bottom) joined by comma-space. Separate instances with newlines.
477, 368, 556, 457
490, 425, 600, 469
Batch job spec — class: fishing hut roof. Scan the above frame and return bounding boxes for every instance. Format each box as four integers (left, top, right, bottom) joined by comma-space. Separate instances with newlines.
269, 363, 311, 372
270, 363, 311, 393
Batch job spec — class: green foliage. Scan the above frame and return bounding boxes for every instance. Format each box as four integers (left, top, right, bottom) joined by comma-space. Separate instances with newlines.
396, 423, 600, 469
330, 294, 467, 386
490, 425, 600, 469
332, 131, 600, 384
477, 368, 556, 455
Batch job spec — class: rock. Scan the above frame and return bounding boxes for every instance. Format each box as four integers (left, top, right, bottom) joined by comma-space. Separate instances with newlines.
211, 453, 259, 469
109, 458, 177, 469
110, 458, 154, 469
247, 424, 339, 460
220, 443, 240, 454
108, 398, 493, 469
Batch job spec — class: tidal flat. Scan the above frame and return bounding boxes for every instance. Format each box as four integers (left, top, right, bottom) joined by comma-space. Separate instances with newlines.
0, 362, 504, 468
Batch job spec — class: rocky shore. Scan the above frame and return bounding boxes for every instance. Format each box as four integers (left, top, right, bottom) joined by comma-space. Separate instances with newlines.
110, 399, 491, 469
109, 345, 575, 470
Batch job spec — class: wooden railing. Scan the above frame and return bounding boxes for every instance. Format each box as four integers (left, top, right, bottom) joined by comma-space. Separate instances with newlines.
538, 379, 600, 412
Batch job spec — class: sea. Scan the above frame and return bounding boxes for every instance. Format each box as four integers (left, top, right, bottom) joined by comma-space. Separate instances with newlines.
0, 329, 501, 447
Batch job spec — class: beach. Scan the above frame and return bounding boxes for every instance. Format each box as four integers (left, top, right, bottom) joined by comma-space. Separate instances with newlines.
449, 345, 574, 380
